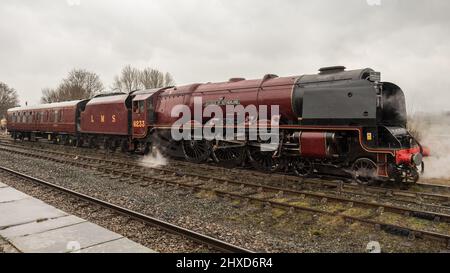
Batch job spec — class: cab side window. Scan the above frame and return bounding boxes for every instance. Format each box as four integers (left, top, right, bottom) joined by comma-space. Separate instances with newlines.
138, 101, 145, 114
133, 101, 139, 113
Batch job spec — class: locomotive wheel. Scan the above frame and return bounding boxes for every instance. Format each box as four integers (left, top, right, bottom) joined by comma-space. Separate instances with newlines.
247, 146, 280, 173
352, 158, 377, 186
71, 138, 77, 147
103, 139, 111, 151
76, 138, 84, 147
55, 135, 62, 145
120, 139, 130, 153
291, 158, 313, 177
143, 143, 150, 155
63, 136, 71, 146
182, 140, 212, 163
397, 167, 419, 186
109, 140, 118, 152
88, 137, 98, 149
406, 168, 420, 184
211, 142, 245, 167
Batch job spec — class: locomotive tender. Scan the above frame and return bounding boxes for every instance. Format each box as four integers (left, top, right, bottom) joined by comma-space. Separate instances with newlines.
7, 66, 427, 185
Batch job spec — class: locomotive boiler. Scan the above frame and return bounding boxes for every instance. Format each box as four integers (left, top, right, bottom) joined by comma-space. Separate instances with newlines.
6, 66, 427, 186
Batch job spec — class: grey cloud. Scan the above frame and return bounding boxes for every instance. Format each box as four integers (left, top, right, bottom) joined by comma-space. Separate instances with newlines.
0, 0, 449, 112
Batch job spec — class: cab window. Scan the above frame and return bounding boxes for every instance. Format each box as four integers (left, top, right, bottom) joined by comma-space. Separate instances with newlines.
133, 101, 139, 113
138, 101, 145, 114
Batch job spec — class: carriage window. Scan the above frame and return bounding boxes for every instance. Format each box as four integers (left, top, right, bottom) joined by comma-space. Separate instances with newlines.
54, 110, 58, 122
58, 110, 63, 122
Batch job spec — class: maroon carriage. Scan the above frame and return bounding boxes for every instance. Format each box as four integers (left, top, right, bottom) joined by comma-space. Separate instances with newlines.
6, 100, 81, 144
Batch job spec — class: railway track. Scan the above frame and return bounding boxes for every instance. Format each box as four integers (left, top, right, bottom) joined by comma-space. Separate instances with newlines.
2, 136, 449, 195
0, 165, 253, 253
1, 142, 450, 248
1, 138, 449, 209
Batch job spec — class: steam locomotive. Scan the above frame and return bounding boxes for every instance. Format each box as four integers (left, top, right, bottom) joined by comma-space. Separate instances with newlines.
7, 66, 427, 185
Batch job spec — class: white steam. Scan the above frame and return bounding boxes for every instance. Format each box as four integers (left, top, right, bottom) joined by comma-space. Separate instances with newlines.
140, 148, 167, 168
411, 113, 450, 184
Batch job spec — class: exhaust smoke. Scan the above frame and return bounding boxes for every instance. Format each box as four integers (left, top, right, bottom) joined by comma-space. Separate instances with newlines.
410, 113, 450, 184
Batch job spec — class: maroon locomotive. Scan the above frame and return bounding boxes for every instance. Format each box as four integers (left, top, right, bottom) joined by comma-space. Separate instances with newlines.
7, 66, 428, 186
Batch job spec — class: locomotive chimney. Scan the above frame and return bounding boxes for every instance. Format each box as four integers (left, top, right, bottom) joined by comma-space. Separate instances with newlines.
319, 66, 346, 74
229, 77, 246, 82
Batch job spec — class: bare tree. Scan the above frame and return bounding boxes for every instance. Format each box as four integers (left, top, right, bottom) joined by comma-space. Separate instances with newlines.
113, 65, 175, 93
40, 88, 58, 104
164, 72, 175, 87
140, 68, 175, 89
113, 65, 142, 93
41, 69, 104, 103
0, 82, 19, 119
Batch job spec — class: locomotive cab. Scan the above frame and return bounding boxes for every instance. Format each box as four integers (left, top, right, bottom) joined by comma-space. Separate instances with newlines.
130, 87, 172, 140
131, 90, 159, 139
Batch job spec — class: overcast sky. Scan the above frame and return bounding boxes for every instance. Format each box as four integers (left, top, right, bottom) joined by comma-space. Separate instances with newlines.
0, 0, 449, 112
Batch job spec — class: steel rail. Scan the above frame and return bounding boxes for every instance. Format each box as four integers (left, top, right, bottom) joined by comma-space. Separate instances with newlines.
1, 144, 449, 224
1, 146, 450, 248
1, 140, 449, 205
0, 165, 253, 254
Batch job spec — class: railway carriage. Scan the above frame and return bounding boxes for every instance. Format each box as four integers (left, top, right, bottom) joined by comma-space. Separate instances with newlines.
6, 66, 428, 186
6, 100, 81, 144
